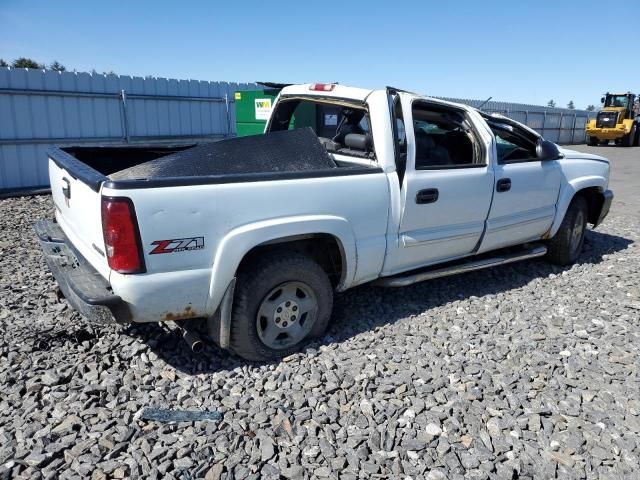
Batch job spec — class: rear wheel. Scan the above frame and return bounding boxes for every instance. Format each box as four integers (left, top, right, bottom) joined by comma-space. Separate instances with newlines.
230, 251, 333, 361
587, 136, 598, 146
546, 196, 588, 266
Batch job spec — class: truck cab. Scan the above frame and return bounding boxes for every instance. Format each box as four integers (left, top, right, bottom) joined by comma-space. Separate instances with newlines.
266, 85, 599, 274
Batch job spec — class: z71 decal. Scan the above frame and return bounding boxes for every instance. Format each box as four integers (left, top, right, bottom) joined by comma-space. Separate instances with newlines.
150, 237, 205, 255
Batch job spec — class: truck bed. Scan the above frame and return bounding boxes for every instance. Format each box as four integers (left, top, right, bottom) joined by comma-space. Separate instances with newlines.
45, 124, 386, 323
50, 128, 378, 196
109, 128, 337, 180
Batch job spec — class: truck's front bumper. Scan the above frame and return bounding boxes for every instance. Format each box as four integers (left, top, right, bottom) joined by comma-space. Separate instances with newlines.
35, 219, 130, 324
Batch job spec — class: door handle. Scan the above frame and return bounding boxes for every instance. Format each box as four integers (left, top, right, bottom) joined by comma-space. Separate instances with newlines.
416, 188, 439, 204
496, 178, 511, 192
62, 177, 71, 199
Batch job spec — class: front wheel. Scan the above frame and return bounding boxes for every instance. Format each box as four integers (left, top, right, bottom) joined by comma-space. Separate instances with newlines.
622, 126, 635, 147
230, 251, 333, 361
546, 196, 588, 266
587, 136, 598, 146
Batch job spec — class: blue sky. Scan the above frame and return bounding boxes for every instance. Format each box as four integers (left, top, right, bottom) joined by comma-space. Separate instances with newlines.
1, 0, 638, 109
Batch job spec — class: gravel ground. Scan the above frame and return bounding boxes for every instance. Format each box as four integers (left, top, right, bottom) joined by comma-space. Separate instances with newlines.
1, 194, 639, 480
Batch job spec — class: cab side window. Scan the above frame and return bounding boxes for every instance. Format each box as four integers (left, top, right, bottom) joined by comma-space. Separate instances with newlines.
488, 122, 538, 163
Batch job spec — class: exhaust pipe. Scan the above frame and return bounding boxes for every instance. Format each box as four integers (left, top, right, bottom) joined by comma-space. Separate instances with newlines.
182, 328, 204, 353
175, 322, 204, 353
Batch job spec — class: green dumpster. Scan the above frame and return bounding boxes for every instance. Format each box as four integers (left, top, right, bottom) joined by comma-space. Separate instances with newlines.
234, 88, 280, 137
235, 86, 318, 137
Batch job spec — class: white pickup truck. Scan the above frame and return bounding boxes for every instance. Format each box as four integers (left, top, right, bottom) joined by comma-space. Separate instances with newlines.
36, 83, 613, 361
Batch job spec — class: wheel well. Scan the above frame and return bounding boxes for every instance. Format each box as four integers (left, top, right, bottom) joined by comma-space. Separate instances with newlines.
238, 234, 345, 288
576, 187, 605, 225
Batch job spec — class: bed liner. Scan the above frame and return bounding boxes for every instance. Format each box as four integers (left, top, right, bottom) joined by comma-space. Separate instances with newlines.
109, 128, 337, 180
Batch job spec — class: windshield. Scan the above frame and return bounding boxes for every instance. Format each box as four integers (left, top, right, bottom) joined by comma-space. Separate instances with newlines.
604, 95, 629, 108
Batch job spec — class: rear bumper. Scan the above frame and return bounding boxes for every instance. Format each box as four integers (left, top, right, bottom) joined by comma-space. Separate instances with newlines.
35, 219, 130, 324
595, 190, 614, 227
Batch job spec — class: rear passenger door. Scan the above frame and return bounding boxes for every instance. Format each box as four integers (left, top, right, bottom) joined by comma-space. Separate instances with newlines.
478, 121, 561, 253
383, 98, 495, 275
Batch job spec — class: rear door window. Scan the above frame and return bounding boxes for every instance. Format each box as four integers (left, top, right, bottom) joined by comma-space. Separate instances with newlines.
411, 102, 482, 169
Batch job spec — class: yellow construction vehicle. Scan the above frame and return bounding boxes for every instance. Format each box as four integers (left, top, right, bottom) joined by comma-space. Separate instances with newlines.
586, 92, 640, 146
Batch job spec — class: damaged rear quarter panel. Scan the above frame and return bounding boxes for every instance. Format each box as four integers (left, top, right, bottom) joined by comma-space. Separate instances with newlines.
101, 185, 216, 323
103, 169, 389, 322
108, 268, 212, 323
163, 305, 198, 321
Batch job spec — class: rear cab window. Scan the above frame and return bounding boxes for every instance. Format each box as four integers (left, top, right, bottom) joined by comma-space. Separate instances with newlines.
267, 97, 376, 166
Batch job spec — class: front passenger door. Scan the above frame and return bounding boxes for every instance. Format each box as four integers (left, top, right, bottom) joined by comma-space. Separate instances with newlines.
478, 121, 561, 253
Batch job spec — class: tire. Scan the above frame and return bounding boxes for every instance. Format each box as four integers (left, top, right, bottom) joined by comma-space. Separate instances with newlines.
230, 251, 333, 361
600, 139, 610, 146
634, 124, 640, 146
587, 136, 598, 146
622, 126, 635, 147
546, 195, 588, 266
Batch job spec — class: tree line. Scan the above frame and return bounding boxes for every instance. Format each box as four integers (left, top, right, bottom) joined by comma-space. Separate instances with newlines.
547, 99, 595, 111
0, 57, 115, 76
0, 57, 67, 71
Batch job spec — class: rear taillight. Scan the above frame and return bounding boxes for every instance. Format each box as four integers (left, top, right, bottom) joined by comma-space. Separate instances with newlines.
101, 197, 145, 274
309, 83, 335, 92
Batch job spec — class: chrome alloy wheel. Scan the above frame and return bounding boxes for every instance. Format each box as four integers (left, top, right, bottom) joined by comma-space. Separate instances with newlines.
256, 281, 318, 349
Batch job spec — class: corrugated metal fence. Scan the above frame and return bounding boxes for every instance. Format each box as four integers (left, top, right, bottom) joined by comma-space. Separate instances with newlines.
439, 97, 596, 145
0, 67, 596, 191
0, 67, 256, 190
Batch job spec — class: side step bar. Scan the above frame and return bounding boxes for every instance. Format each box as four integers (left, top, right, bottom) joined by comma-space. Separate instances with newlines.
373, 245, 547, 288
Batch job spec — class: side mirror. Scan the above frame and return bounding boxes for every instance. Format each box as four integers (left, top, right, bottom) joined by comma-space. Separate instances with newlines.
600, 97, 605, 104
536, 139, 562, 161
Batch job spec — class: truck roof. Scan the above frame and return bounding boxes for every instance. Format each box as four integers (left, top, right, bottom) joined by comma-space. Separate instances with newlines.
279, 83, 374, 101
279, 83, 477, 113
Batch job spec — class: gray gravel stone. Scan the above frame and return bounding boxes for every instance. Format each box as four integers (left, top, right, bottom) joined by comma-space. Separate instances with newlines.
1, 195, 639, 479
